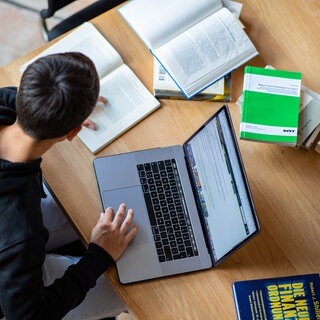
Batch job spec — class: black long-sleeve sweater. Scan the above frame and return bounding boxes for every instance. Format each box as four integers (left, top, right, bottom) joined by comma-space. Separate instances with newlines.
0, 87, 114, 319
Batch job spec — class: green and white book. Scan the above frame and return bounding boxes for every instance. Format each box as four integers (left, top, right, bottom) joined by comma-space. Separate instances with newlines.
240, 66, 302, 146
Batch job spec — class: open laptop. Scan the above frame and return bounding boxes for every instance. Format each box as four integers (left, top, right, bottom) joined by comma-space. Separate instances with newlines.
93, 105, 260, 283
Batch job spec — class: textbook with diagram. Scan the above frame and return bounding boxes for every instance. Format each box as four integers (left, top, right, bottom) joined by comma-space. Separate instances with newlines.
21, 22, 160, 154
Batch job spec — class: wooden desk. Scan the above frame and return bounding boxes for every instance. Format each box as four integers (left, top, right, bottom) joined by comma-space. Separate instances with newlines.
1, 1, 320, 319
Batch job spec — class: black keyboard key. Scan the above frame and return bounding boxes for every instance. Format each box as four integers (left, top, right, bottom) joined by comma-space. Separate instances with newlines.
179, 252, 187, 259
144, 163, 151, 171
151, 162, 159, 173
157, 218, 164, 225
160, 200, 167, 207
175, 231, 182, 238
157, 187, 164, 193
184, 240, 191, 247
162, 207, 168, 213
172, 248, 178, 255
144, 193, 156, 226
160, 232, 167, 239
173, 224, 180, 231
152, 226, 159, 234
186, 247, 194, 257
167, 227, 173, 234
162, 239, 169, 246
183, 233, 189, 240
142, 184, 149, 193
170, 241, 177, 247
165, 220, 172, 227
177, 238, 183, 245
167, 197, 173, 204
160, 171, 167, 177
169, 234, 175, 241
158, 161, 165, 170
164, 246, 172, 261
172, 217, 178, 224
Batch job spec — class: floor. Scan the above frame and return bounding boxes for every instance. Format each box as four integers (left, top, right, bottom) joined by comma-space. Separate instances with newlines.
0, 0, 97, 67
0, 0, 132, 318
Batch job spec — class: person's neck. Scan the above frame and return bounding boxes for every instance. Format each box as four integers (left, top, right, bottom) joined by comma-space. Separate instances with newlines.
0, 123, 55, 163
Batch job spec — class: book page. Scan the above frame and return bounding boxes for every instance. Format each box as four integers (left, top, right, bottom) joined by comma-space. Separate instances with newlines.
21, 23, 122, 79
119, 0, 223, 49
77, 65, 160, 153
154, 8, 258, 97
153, 59, 224, 94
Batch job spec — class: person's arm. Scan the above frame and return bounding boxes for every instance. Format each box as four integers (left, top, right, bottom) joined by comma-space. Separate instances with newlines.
0, 204, 137, 319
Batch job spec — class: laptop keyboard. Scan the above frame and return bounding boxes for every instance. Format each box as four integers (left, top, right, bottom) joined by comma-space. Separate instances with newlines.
137, 159, 199, 263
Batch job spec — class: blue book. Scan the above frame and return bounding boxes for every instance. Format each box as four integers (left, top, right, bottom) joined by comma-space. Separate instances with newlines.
232, 273, 320, 320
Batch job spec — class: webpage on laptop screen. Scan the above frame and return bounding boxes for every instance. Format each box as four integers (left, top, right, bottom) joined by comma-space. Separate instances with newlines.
185, 108, 257, 261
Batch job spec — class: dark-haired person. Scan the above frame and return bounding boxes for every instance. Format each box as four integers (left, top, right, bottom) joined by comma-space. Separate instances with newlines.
0, 52, 138, 320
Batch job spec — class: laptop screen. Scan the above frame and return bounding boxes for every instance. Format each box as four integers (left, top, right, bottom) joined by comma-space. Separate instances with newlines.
184, 106, 259, 264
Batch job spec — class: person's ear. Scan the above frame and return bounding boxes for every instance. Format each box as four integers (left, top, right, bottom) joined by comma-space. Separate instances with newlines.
66, 125, 82, 141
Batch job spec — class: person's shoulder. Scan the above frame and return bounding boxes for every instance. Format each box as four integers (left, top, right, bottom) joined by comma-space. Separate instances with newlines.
0, 86, 17, 105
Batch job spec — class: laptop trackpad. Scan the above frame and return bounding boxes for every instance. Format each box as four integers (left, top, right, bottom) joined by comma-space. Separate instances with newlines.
102, 186, 153, 246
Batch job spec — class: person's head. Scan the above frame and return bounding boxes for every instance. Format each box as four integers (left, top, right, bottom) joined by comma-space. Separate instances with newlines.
16, 52, 99, 141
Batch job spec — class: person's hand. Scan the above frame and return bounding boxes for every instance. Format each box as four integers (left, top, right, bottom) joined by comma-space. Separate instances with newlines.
90, 204, 138, 261
82, 96, 108, 130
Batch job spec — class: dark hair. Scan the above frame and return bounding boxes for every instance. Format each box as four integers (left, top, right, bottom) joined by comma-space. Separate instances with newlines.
16, 52, 99, 140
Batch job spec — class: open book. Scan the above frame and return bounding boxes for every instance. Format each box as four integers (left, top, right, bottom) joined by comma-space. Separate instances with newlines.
119, 0, 258, 98
21, 22, 160, 154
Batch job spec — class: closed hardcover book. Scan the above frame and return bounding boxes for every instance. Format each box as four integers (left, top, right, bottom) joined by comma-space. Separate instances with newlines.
232, 273, 320, 320
240, 66, 302, 146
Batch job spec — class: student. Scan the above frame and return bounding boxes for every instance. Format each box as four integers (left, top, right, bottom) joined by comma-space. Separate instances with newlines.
0, 52, 138, 320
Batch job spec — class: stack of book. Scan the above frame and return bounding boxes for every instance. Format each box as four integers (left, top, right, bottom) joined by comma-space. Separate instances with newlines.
298, 86, 320, 150
153, 59, 231, 102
